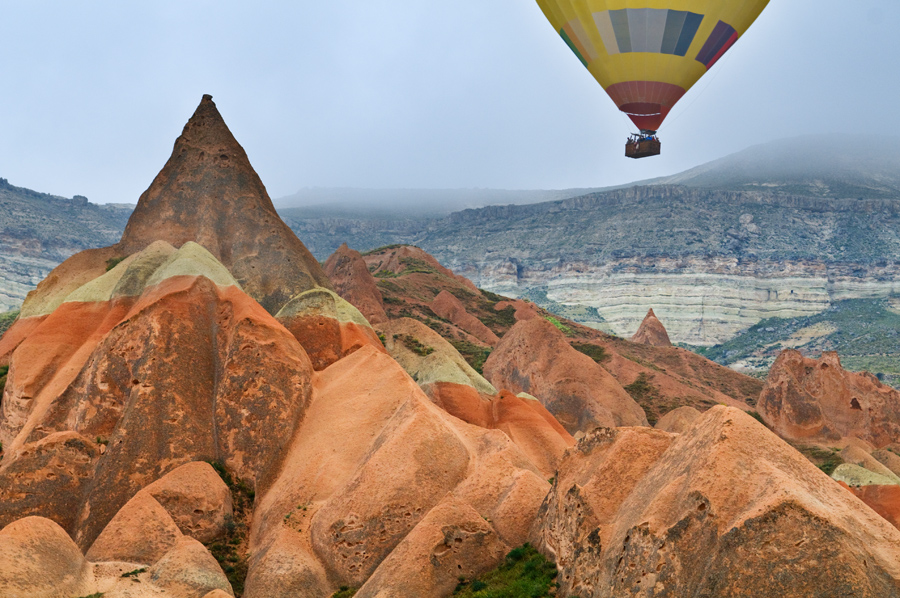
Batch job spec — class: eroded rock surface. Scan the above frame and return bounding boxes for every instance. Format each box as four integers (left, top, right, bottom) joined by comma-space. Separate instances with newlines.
323, 242, 388, 324
759, 350, 900, 447
484, 317, 647, 434
630, 308, 672, 347
534, 407, 900, 597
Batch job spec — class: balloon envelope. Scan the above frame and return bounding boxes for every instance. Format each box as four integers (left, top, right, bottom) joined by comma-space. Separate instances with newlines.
538, 0, 770, 131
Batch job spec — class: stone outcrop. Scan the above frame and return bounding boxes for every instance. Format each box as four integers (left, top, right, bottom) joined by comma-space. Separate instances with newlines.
276, 287, 385, 370
0, 242, 315, 550
323, 243, 388, 324
0, 517, 93, 598
630, 308, 672, 347
376, 317, 573, 476
533, 407, 900, 597
758, 350, 900, 447
14, 95, 332, 321
245, 345, 549, 597
431, 290, 500, 345
483, 317, 648, 434
654, 405, 701, 434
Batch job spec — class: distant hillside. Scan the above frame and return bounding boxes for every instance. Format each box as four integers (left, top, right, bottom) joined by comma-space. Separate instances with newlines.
693, 296, 900, 389
0, 177, 132, 312
646, 134, 900, 199
276, 187, 609, 218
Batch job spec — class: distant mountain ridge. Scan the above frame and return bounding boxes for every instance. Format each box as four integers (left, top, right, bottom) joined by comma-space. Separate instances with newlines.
642, 134, 900, 199
0, 177, 131, 313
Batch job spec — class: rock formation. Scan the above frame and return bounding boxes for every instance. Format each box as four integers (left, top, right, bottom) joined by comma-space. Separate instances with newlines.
630, 308, 672, 347
483, 317, 648, 434
533, 407, 900, 597
12, 95, 332, 322
0, 241, 315, 550
431, 290, 500, 345
654, 405, 701, 434
244, 345, 549, 597
322, 243, 388, 324
758, 350, 900, 447
377, 317, 574, 476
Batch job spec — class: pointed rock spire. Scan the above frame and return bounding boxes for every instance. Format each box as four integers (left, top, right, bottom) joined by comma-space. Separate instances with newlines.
117, 94, 332, 313
630, 308, 672, 347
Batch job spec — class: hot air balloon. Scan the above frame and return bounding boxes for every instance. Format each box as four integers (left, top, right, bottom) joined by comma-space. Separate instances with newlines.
537, 0, 769, 158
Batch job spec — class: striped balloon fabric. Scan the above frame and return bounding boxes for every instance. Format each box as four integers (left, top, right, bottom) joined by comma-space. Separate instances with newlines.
538, 0, 769, 132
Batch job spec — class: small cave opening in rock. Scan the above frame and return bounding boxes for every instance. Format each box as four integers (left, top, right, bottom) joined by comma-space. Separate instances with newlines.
850, 398, 861, 410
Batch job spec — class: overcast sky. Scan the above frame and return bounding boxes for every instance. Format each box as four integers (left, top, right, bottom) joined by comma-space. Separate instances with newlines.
2, 1, 898, 205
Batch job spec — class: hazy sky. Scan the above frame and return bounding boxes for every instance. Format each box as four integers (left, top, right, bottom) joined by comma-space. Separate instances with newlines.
2, 1, 898, 205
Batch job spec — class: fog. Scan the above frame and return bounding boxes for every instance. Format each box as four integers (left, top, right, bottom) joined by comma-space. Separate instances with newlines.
1, 1, 897, 205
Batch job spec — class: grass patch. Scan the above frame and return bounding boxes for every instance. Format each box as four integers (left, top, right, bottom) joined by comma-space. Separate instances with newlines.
480, 289, 506, 302
543, 315, 572, 336
0, 309, 18, 338
624, 372, 663, 426
206, 461, 255, 596
449, 339, 492, 375
105, 256, 127, 271
571, 342, 609, 363
790, 444, 844, 476
395, 334, 435, 357
453, 543, 558, 597
479, 305, 517, 333
0, 364, 8, 400
121, 567, 147, 578
331, 587, 358, 598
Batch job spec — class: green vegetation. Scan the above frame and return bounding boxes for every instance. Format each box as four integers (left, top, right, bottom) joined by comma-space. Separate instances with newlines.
373, 269, 400, 278
0, 364, 8, 399
696, 297, 900, 388
453, 544, 558, 597
121, 567, 147, 578
478, 305, 517, 333
0, 309, 18, 338
449, 339, 492, 375
395, 334, 435, 357
543, 315, 572, 336
480, 289, 506, 302
331, 587, 358, 598
624, 373, 663, 426
571, 342, 609, 363
105, 256, 127, 271
377, 332, 387, 345
76, 594, 104, 598
206, 461, 255, 596
790, 444, 844, 475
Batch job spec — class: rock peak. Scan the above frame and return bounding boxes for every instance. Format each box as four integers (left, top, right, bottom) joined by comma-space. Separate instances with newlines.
115, 95, 332, 314
631, 308, 672, 347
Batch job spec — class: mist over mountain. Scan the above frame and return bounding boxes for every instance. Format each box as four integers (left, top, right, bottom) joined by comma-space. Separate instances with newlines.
643, 134, 900, 199
275, 186, 609, 218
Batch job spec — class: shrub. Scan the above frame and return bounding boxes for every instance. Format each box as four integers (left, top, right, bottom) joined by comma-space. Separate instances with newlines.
571, 342, 609, 363
453, 543, 558, 597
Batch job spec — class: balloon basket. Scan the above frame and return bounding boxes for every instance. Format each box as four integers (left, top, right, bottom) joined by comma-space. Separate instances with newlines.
625, 135, 661, 159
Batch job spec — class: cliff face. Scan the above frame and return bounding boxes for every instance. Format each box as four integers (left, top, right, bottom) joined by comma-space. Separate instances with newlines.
0, 179, 131, 313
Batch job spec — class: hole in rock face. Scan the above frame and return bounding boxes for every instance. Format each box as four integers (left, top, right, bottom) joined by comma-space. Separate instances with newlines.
697, 503, 707, 512
850, 398, 862, 410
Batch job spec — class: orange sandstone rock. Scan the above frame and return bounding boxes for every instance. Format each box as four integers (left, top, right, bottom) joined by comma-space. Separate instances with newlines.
323, 243, 388, 324
630, 308, 672, 347
431, 290, 500, 346
484, 317, 647, 434
759, 350, 900, 448
535, 406, 900, 597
